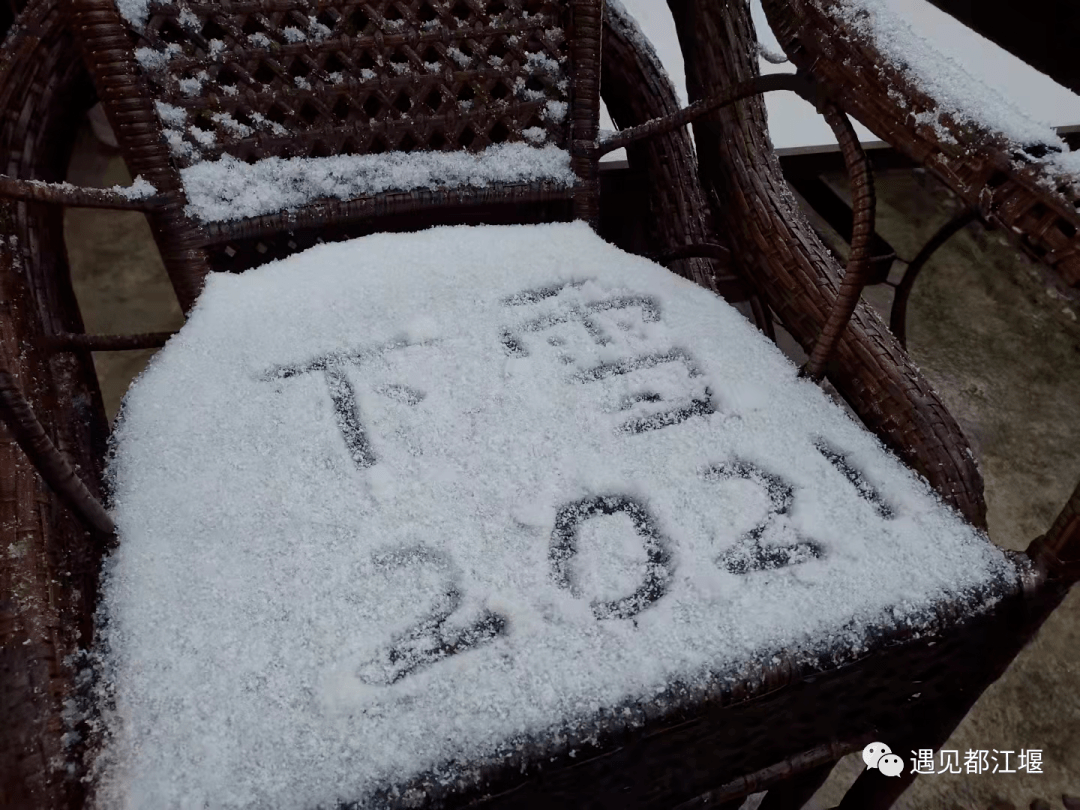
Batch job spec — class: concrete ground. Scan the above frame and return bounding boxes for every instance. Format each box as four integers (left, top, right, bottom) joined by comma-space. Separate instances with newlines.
63, 125, 1080, 810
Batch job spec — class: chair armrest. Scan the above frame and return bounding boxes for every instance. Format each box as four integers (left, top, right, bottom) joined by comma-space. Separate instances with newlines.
47, 331, 175, 351
0, 174, 166, 210
596, 72, 822, 157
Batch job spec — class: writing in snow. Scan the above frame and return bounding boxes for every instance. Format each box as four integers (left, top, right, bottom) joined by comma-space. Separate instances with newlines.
910, 749, 1043, 775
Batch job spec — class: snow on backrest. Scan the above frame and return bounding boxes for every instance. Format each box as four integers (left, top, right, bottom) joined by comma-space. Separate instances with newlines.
118, 0, 578, 168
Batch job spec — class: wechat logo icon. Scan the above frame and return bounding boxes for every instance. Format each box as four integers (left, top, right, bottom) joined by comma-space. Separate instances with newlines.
863, 741, 906, 777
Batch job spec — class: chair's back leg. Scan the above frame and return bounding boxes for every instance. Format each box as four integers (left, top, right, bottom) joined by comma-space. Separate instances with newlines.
570, 0, 601, 228
1027, 480, 1080, 585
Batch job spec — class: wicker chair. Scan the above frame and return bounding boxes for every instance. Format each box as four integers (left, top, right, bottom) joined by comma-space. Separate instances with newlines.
0, 0, 1077, 807
760, 0, 1080, 346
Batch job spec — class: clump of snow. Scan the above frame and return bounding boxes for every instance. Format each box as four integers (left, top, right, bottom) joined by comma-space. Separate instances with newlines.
180, 143, 577, 222
164, 128, 195, 159
97, 222, 1014, 808
134, 42, 181, 71
282, 26, 306, 43
153, 100, 187, 127
515, 75, 546, 102
308, 15, 332, 39
116, 0, 151, 28
523, 126, 548, 144
188, 124, 215, 147
525, 51, 563, 74
756, 40, 788, 65
177, 71, 208, 96
211, 112, 253, 138
446, 46, 471, 68
109, 176, 157, 199
543, 100, 568, 122
177, 6, 198, 30
250, 112, 288, 136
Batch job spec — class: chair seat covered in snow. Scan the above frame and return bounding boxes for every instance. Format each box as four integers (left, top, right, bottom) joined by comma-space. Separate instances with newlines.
97, 222, 1016, 808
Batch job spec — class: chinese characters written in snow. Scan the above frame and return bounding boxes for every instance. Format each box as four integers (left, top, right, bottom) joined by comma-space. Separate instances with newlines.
264, 280, 898, 686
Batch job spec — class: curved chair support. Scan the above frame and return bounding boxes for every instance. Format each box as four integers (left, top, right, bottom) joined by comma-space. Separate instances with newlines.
597, 72, 822, 157
801, 105, 876, 381
0, 371, 114, 535
890, 207, 979, 348
601, 3, 723, 293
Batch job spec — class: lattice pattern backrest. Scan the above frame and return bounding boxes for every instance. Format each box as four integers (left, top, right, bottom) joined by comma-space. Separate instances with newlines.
124, 0, 579, 168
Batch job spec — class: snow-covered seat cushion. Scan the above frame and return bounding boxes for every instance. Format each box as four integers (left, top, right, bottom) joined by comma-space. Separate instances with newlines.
97, 222, 1011, 807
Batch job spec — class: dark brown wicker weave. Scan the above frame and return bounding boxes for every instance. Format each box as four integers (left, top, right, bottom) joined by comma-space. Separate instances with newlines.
0, 1, 111, 806
0, 0, 1078, 807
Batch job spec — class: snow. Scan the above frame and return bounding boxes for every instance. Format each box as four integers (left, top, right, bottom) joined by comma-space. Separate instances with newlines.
825, 0, 1080, 186
542, 100, 568, 122
116, 0, 150, 28
96, 222, 1014, 808
180, 144, 577, 223
26, 176, 156, 199
111, 176, 157, 199
154, 100, 186, 127
282, 26, 306, 43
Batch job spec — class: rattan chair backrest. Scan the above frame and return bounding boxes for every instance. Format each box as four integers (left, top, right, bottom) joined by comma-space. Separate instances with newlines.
71, 0, 603, 308
126, 0, 588, 167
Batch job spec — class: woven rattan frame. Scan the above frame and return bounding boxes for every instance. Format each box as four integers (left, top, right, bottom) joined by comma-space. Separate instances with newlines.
0, 1, 111, 806
70, 0, 603, 311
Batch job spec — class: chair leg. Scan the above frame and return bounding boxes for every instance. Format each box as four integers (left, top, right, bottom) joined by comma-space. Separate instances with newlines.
833, 724, 953, 810
833, 760, 916, 810
889, 207, 978, 348
756, 760, 836, 810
